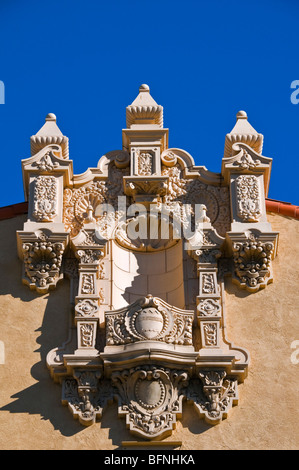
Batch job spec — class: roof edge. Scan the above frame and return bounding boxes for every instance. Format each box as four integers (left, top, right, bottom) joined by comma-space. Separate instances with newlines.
0, 201, 28, 221
265, 199, 299, 219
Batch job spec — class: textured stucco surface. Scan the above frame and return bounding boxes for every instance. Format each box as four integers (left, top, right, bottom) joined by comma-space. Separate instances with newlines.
0, 213, 298, 450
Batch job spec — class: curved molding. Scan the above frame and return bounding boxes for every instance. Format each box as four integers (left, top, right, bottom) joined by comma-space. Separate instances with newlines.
163, 148, 222, 185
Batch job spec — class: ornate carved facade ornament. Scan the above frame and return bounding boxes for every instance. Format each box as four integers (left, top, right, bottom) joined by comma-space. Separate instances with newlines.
111, 366, 189, 439
17, 230, 69, 294
105, 295, 193, 346
32, 175, 58, 222
235, 174, 262, 222
17, 85, 279, 440
230, 232, 277, 292
186, 371, 238, 425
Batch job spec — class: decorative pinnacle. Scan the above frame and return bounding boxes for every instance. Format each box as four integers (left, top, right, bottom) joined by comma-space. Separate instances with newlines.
223, 109, 263, 158
45, 113, 57, 122
236, 110, 248, 120
139, 84, 150, 92
126, 84, 163, 128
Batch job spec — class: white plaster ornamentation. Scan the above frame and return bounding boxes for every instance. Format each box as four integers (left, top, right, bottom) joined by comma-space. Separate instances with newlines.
231, 235, 275, 291
235, 174, 262, 222
111, 366, 189, 439
137, 150, 153, 176
16, 84, 279, 440
32, 175, 58, 222
19, 231, 69, 294
33, 150, 60, 171
75, 299, 99, 318
81, 274, 95, 295
105, 295, 193, 346
186, 371, 238, 425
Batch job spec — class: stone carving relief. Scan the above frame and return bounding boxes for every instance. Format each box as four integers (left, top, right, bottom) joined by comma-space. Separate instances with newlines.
105, 296, 193, 346
111, 366, 189, 439
61, 372, 110, 426
232, 148, 261, 170
75, 299, 99, 318
63, 165, 129, 239
231, 233, 275, 292
161, 164, 231, 237
20, 231, 68, 294
137, 150, 153, 176
235, 174, 262, 222
33, 150, 60, 171
17, 85, 279, 441
186, 371, 238, 425
197, 298, 221, 317
32, 175, 58, 222
81, 274, 95, 295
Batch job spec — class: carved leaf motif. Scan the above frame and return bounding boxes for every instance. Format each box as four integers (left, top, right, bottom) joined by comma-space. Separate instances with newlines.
33, 151, 59, 171
81, 274, 94, 294
202, 273, 216, 294
80, 323, 95, 347
203, 323, 218, 346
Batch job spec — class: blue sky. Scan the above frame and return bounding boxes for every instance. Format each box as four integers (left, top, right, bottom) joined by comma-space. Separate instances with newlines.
0, 0, 299, 207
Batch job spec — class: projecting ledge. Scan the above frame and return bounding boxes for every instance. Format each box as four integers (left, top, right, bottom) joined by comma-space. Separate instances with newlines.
100, 346, 198, 370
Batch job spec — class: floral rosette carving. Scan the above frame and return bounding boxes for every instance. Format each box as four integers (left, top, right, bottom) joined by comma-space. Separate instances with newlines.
63, 167, 129, 238
75, 299, 99, 318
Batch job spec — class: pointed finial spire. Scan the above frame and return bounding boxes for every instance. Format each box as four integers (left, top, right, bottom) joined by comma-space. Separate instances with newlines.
139, 84, 150, 92
224, 110, 263, 157
126, 84, 163, 128
45, 112, 57, 121
30, 113, 69, 158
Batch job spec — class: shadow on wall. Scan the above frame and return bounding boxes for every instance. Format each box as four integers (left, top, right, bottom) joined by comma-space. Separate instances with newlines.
0, 215, 134, 444
0, 280, 82, 438
0, 215, 217, 446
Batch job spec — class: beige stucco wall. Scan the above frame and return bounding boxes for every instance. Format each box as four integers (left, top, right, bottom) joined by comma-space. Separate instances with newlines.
0, 212, 298, 450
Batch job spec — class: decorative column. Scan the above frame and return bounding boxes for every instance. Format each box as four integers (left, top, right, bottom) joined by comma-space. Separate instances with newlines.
16, 113, 72, 293
195, 248, 222, 351
73, 245, 104, 355
222, 111, 279, 292
122, 84, 169, 205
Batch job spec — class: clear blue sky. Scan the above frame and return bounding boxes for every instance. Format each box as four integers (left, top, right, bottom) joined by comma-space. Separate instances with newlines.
1, 0, 299, 207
